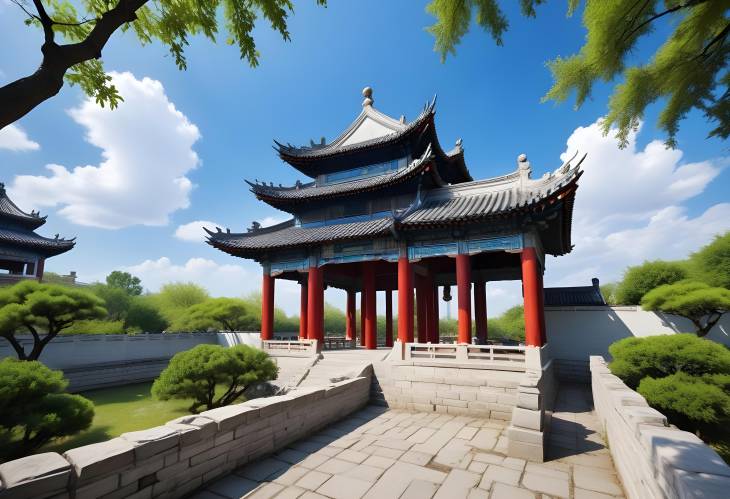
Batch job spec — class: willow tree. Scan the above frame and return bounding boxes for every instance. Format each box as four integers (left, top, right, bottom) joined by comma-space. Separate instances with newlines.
0, 0, 326, 130
426, 0, 729, 147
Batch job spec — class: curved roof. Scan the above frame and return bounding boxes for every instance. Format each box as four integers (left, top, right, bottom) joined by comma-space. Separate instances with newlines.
0, 228, 75, 257
0, 183, 47, 230
248, 145, 442, 208
207, 154, 584, 257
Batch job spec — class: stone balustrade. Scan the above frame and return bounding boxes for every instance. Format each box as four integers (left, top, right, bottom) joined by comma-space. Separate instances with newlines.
590, 356, 730, 499
262, 339, 319, 357
0, 369, 371, 499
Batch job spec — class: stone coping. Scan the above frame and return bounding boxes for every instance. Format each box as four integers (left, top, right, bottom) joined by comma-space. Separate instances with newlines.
590, 356, 730, 499
0, 368, 372, 499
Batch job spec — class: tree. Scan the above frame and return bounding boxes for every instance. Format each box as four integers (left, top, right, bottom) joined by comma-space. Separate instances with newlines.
89, 283, 131, 321
149, 282, 209, 323
106, 271, 143, 296
608, 334, 730, 389
0, 281, 107, 360
641, 281, 730, 337
488, 305, 525, 341
614, 260, 687, 305
152, 344, 278, 413
1, 0, 327, 130
600, 282, 618, 305
171, 297, 257, 332
689, 231, 730, 289
125, 297, 168, 333
426, 0, 729, 148
0, 358, 94, 460
324, 302, 346, 334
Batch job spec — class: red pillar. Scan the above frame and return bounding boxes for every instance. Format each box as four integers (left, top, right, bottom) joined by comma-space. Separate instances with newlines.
385, 289, 393, 347
474, 280, 487, 344
307, 266, 324, 342
397, 256, 414, 343
299, 279, 308, 340
360, 291, 366, 346
538, 272, 547, 345
456, 253, 472, 344
521, 247, 544, 347
363, 263, 377, 350
261, 270, 275, 341
416, 275, 428, 343
36, 259, 45, 281
346, 290, 356, 341
431, 284, 440, 343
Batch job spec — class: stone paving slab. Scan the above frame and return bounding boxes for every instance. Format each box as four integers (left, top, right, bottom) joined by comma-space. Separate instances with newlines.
191, 384, 625, 499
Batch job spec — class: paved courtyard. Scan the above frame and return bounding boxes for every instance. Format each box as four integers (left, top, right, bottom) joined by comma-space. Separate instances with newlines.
192, 384, 623, 499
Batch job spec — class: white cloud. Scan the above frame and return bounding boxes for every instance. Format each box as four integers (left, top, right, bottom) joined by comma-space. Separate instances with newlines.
9, 72, 200, 229
0, 124, 40, 151
175, 220, 221, 242
545, 121, 730, 288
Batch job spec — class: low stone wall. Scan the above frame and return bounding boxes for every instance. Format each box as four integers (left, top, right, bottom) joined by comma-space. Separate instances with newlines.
0, 370, 372, 499
63, 358, 171, 392
375, 361, 522, 420
590, 356, 730, 499
554, 358, 590, 384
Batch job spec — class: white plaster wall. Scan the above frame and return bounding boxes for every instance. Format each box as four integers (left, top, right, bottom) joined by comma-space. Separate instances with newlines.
546, 306, 730, 362
0, 333, 219, 368
216, 331, 261, 348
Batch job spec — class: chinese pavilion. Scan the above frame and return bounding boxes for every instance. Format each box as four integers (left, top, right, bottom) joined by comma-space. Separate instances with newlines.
207, 88, 583, 350
0, 182, 75, 282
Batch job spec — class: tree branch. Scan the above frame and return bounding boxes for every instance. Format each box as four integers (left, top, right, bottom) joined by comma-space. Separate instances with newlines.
0, 0, 148, 130
699, 23, 730, 59
621, 0, 708, 42
1, 333, 27, 360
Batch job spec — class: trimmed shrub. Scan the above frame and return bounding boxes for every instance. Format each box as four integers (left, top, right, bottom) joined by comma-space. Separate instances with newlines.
614, 260, 687, 305
608, 334, 730, 389
0, 358, 94, 460
152, 344, 278, 413
638, 372, 730, 437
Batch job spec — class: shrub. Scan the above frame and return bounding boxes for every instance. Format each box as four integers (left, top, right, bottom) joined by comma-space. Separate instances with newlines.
152, 344, 278, 413
689, 231, 730, 289
641, 280, 730, 337
488, 305, 525, 341
0, 280, 107, 360
638, 372, 730, 437
171, 298, 257, 332
149, 282, 209, 323
614, 260, 687, 305
0, 358, 94, 460
63, 319, 126, 335
608, 334, 730, 389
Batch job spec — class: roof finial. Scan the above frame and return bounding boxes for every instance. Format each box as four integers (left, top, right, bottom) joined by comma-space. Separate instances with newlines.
362, 86, 373, 107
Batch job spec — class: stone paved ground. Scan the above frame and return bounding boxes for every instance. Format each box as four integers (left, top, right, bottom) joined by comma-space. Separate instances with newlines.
191, 384, 624, 499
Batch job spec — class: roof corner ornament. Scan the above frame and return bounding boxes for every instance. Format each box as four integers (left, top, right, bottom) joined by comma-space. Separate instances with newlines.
399, 115, 406, 124
362, 86, 373, 107
247, 221, 261, 233
295, 180, 302, 189
518, 153, 532, 180
455, 138, 463, 149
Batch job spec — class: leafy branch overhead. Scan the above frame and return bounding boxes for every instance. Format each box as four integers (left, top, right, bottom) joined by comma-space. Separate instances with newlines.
0, 0, 327, 130
427, 0, 729, 148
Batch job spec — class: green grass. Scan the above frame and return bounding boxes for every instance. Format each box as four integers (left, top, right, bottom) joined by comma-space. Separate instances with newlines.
43, 382, 195, 454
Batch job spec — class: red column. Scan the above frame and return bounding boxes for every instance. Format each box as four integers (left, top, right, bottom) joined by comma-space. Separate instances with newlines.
360, 291, 366, 346
299, 279, 308, 340
456, 253, 472, 344
346, 290, 356, 341
416, 275, 428, 343
261, 270, 275, 341
307, 266, 324, 341
363, 263, 377, 350
385, 289, 393, 347
431, 284, 440, 343
37, 258, 45, 281
397, 256, 414, 343
538, 272, 547, 345
474, 280, 487, 344
521, 247, 544, 347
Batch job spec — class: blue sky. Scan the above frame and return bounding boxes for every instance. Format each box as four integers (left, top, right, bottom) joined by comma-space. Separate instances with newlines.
0, 1, 728, 316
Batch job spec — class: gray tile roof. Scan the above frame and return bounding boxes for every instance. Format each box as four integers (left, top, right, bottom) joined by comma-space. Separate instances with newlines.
0, 183, 46, 230
544, 285, 606, 307
248, 145, 438, 203
0, 228, 75, 256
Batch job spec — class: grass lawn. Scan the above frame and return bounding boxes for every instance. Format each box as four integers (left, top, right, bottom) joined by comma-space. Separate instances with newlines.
43, 382, 195, 454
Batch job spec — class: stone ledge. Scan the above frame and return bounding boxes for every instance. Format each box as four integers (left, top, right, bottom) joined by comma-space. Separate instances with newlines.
0, 453, 70, 499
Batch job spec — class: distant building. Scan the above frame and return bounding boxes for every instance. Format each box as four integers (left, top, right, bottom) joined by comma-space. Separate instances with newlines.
0, 183, 75, 283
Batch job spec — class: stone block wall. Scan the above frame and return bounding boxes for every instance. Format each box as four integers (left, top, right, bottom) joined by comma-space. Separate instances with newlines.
0, 373, 371, 499
374, 361, 523, 420
63, 358, 171, 392
590, 356, 730, 499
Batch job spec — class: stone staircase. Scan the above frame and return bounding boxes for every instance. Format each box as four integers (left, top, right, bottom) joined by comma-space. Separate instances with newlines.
297, 349, 389, 388
270, 356, 317, 392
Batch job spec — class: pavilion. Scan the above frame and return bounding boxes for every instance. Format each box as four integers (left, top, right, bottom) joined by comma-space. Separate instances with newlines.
0, 182, 75, 283
207, 88, 583, 350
